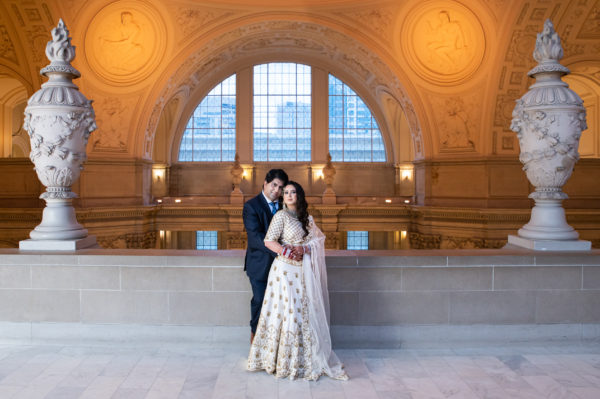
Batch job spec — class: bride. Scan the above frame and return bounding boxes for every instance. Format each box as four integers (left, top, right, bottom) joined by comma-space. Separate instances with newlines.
247, 181, 348, 381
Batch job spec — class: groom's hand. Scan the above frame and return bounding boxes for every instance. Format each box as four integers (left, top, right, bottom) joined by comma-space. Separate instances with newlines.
290, 246, 304, 261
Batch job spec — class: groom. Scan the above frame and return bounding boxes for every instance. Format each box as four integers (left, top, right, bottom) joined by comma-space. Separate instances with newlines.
243, 169, 288, 343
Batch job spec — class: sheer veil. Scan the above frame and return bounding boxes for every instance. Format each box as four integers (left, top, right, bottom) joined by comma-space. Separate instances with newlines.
302, 217, 348, 380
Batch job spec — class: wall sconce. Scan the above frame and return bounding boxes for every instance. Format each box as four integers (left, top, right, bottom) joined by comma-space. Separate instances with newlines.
404, 199, 410, 204
152, 167, 166, 183
400, 166, 413, 181
174, 198, 181, 203
385, 199, 392, 203
156, 199, 162, 203
312, 167, 324, 180
401, 231, 407, 240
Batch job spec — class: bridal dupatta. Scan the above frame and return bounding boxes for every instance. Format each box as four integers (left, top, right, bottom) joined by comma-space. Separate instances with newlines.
302, 221, 348, 380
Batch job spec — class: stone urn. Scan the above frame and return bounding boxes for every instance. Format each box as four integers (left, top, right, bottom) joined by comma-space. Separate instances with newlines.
20, 19, 97, 250
508, 19, 590, 250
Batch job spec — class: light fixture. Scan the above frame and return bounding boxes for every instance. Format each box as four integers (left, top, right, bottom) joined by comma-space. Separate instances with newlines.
175, 199, 182, 203
157, 199, 162, 203
401, 231, 407, 239
404, 199, 410, 204
313, 168, 324, 180
385, 199, 392, 203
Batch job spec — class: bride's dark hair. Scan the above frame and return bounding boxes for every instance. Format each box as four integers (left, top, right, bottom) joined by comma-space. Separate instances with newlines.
285, 181, 309, 238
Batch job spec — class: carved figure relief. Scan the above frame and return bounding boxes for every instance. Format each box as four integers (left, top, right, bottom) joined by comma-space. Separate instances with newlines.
431, 95, 478, 151
400, 2, 485, 84
92, 98, 129, 151
85, 1, 166, 85
98, 12, 144, 73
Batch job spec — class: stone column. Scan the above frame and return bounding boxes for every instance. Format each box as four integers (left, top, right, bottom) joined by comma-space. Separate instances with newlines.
19, 19, 97, 250
507, 20, 590, 251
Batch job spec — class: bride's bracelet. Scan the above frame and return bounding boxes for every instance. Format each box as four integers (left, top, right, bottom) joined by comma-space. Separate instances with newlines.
281, 246, 292, 258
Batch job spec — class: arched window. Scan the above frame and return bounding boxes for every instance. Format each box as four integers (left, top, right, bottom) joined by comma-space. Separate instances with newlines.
178, 74, 236, 161
253, 63, 311, 161
329, 75, 386, 162
177, 66, 387, 163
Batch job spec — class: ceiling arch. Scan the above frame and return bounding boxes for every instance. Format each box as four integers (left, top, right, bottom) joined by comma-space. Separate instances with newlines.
136, 17, 427, 163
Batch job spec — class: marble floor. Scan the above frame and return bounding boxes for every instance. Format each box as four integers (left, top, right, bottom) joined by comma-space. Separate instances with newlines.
0, 342, 599, 398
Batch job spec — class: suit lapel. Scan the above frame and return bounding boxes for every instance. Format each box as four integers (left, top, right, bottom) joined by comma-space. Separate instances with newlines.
258, 193, 273, 223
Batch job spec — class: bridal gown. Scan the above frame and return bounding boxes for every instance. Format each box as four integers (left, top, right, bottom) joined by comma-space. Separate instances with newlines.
246, 209, 347, 381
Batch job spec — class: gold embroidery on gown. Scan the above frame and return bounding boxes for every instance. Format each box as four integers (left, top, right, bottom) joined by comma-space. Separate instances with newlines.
246, 210, 316, 380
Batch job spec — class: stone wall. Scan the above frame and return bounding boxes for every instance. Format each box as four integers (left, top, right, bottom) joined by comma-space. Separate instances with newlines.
0, 249, 599, 347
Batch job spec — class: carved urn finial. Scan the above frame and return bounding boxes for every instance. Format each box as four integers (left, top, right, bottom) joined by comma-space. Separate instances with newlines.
507, 19, 590, 251
20, 19, 97, 250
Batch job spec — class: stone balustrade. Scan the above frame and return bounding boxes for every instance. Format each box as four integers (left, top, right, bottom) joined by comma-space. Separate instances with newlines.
0, 249, 599, 347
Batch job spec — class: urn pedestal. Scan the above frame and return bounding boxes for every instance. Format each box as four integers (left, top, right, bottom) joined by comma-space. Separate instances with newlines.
19, 19, 98, 251
507, 20, 590, 251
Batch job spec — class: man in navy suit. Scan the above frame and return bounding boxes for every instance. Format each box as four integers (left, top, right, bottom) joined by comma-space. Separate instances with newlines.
243, 169, 288, 343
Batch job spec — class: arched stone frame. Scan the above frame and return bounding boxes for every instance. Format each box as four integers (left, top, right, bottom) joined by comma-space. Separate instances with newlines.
136, 19, 427, 165
0, 72, 30, 157
562, 61, 600, 159
166, 54, 404, 166
491, 0, 600, 156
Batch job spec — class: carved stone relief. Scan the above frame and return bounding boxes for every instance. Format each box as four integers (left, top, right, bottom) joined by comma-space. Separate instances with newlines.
25, 25, 48, 64
577, 0, 600, 38
430, 94, 479, 152
84, 0, 167, 85
143, 20, 424, 160
92, 97, 132, 152
495, 0, 600, 135
399, 1, 486, 84
98, 231, 156, 249
0, 25, 17, 63
333, 7, 395, 40
175, 7, 234, 35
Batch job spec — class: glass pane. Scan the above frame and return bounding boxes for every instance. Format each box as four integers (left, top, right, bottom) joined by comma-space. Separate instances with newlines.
178, 74, 236, 161
196, 231, 218, 250
347, 231, 369, 250
253, 63, 311, 161
328, 74, 386, 162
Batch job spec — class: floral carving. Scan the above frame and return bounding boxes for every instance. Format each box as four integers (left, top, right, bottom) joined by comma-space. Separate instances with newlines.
508, 19, 589, 247
22, 20, 96, 243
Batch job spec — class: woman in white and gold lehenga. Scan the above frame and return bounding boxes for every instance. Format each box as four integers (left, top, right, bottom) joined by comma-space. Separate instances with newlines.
247, 181, 348, 381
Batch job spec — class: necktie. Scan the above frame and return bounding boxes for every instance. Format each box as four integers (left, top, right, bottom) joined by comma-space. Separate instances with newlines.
270, 202, 277, 215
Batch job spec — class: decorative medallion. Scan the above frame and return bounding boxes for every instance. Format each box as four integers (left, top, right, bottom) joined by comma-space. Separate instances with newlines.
400, 1, 485, 84
84, 0, 166, 85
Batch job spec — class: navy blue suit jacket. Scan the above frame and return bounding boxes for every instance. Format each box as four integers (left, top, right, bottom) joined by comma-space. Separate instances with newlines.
243, 193, 279, 281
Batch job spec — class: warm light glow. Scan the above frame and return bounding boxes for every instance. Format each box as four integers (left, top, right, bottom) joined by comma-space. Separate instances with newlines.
385, 199, 392, 203
313, 168, 324, 180
175, 199, 181, 203
401, 231, 407, 239
159, 230, 164, 239
400, 167, 413, 181
152, 168, 165, 182
404, 199, 410, 204
157, 199, 162, 203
